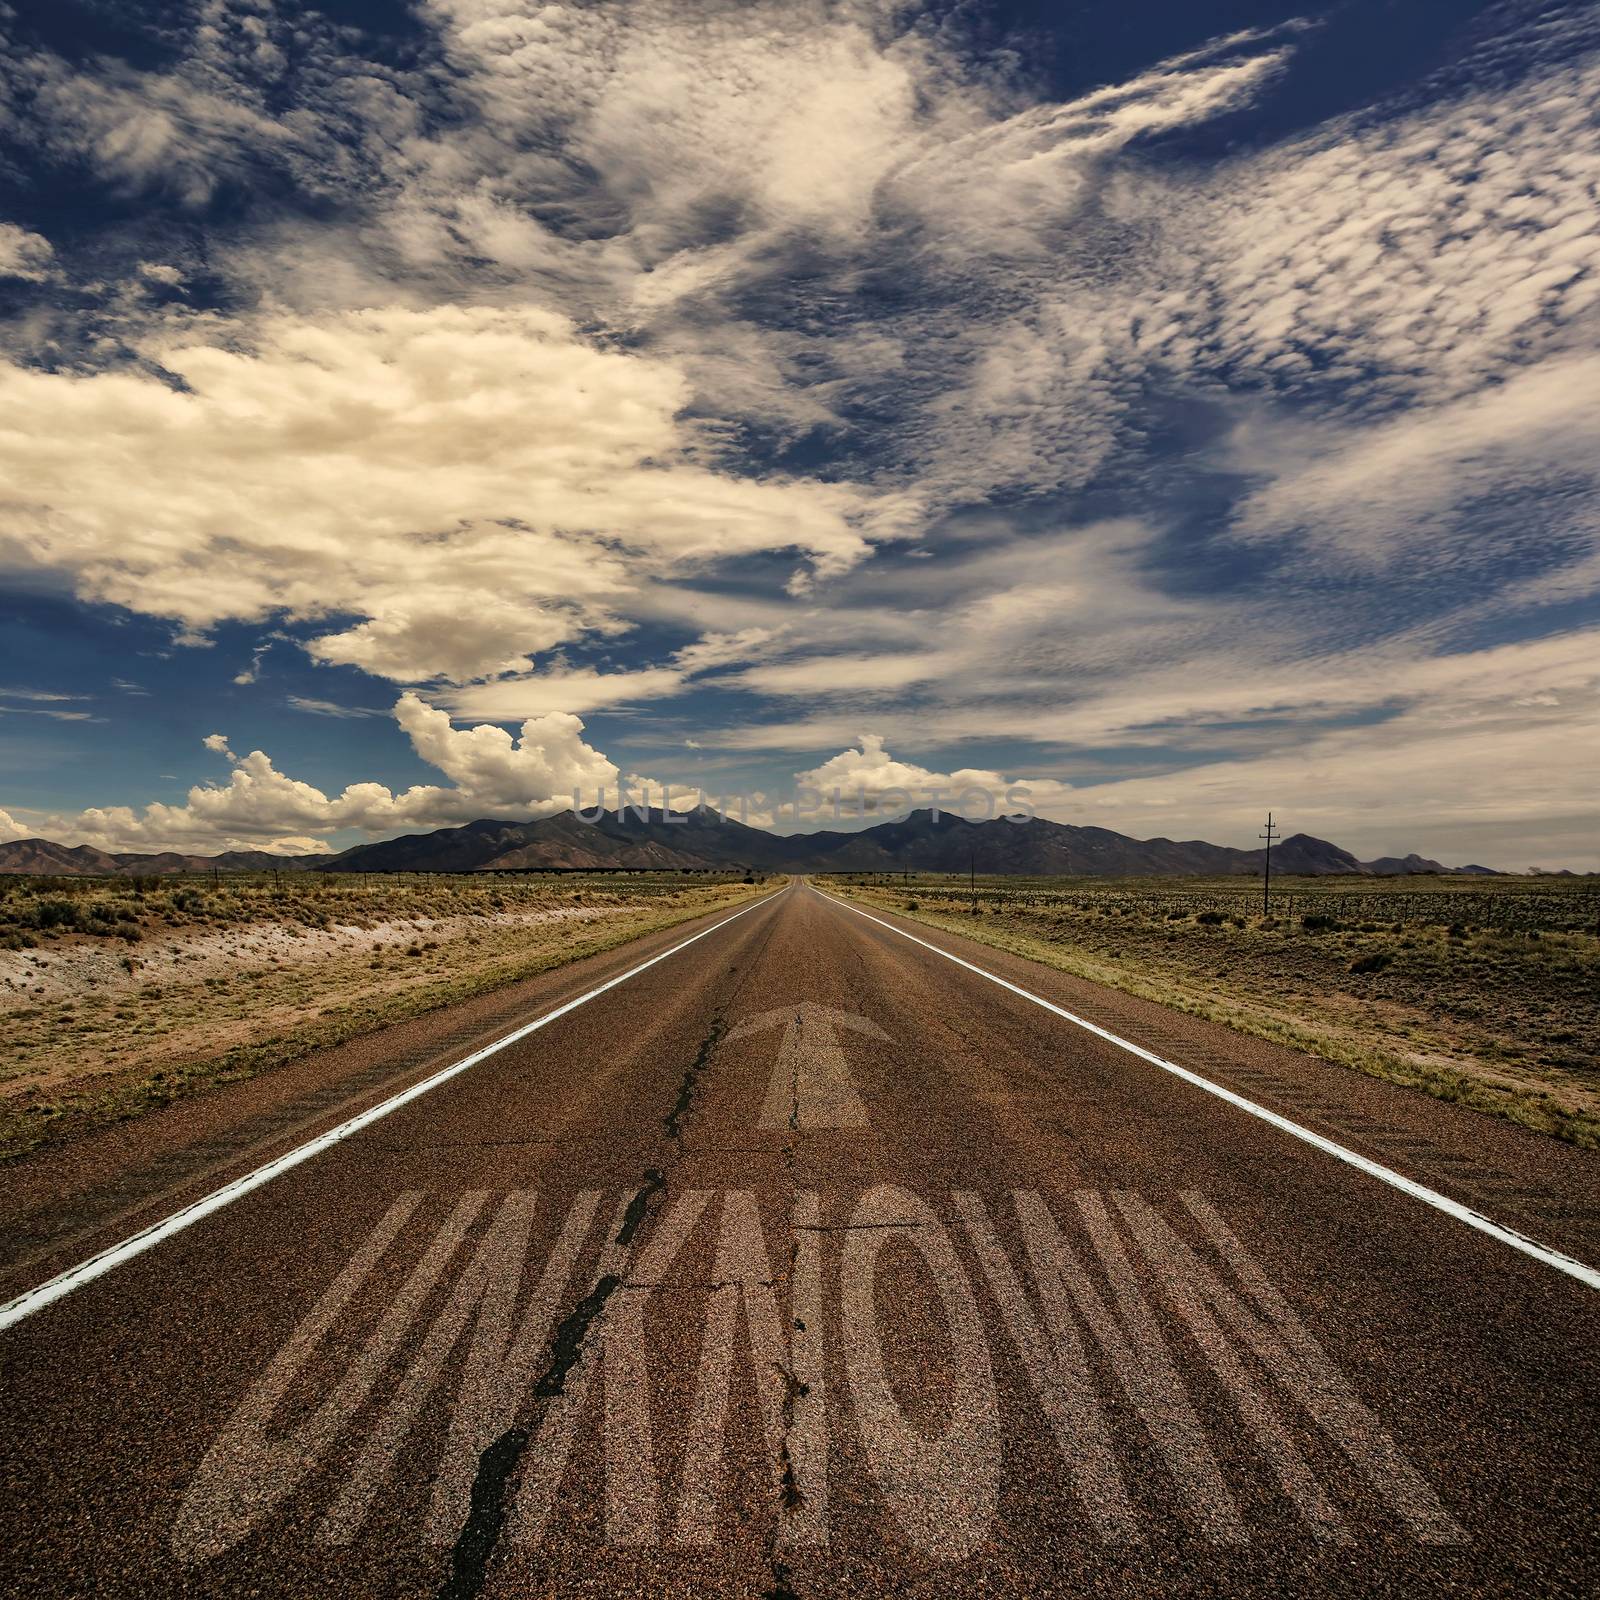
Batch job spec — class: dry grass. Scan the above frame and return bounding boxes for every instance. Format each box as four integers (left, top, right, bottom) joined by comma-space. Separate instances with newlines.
0, 872, 773, 1160
831, 873, 1600, 1148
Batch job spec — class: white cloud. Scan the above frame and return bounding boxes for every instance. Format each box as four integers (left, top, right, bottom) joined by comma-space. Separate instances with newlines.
1055, 635, 1600, 870
286, 696, 383, 719
5, 9, 345, 212
878, 14, 1600, 513
34, 692, 628, 854
0, 223, 55, 282
12, 627, 1599, 865
795, 733, 1071, 816
1147, 37, 1600, 415
390, 691, 618, 812
0, 685, 97, 722
1230, 351, 1600, 573
0, 305, 898, 683
671, 628, 781, 674
231, 640, 273, 686
736, 652, 945, 698
0, 807, 28, 843
438, 667, 688, 720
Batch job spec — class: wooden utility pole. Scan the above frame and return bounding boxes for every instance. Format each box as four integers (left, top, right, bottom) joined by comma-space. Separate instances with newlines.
1260, 811, 1280, 915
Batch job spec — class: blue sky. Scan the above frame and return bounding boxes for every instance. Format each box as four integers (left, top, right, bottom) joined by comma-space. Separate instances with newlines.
1, 0, 1597, 867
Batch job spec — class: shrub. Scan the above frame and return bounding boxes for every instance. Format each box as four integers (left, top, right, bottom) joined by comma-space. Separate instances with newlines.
1195, 910, 1226, 926
1349, 951, 1392, 974
1302, 914, 1340, 932
30, 898, 82, 930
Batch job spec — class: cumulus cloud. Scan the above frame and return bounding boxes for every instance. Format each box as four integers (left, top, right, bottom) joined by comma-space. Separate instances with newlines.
35, 692, 627, 853
795, 733, 1070, 816
390, 691, 619, 812
737, 630, 1600, 865
0, 807, 28, 843
0, 305, 898, 683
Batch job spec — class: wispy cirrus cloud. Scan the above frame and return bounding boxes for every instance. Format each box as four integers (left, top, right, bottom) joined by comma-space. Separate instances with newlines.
0, 687, 96, 721
0, 222, 55, 281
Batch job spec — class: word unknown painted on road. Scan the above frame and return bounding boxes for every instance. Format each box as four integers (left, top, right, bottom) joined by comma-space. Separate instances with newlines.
172, 1187, 1464, 1562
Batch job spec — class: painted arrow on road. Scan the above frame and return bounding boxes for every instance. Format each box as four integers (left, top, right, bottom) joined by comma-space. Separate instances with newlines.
727, 1002, 888, 1129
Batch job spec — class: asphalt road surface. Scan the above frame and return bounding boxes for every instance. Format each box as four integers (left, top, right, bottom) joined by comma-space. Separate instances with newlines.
2, 879, 1597, 1598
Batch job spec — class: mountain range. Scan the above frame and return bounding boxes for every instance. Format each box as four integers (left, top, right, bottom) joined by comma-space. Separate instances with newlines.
0, 808, 1504, 878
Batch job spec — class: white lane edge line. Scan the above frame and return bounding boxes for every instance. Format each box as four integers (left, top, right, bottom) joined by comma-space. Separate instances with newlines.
815, 885, 1600, 1293
0, 887, 787, 1334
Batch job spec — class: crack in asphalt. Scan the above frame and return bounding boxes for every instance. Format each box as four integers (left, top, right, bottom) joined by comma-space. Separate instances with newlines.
437, 1270, 622, 1600
625, 1278, 776, 1290
665, 1015, 728, 1144
793, 1221, 921, 1232
617, 1169, 666, 1247
766, 1557, 801, 1600
432, 913, 785, 1596
773, 1361, 809, 1512
787, 1010, 802, 1136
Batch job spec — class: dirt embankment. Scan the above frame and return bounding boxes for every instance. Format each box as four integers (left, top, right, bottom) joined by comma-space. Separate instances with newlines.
0, 875, 770, 1159
0, 903, 617, 1013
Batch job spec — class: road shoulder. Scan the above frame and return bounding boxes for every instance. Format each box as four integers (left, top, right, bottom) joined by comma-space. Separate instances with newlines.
817, 883, 1600, 1270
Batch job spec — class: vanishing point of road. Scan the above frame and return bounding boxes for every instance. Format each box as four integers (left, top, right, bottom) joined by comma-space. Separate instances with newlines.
1, 879, 1596, 1597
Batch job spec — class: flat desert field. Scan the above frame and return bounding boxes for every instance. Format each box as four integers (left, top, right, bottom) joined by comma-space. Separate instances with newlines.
833, 873, 1600, 1147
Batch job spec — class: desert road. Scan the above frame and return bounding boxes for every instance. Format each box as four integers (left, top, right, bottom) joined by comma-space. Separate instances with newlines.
1, 878, 1596, 1598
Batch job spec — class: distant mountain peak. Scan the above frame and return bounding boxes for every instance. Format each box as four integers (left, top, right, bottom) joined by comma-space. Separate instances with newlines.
0, 811, 1511, 878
